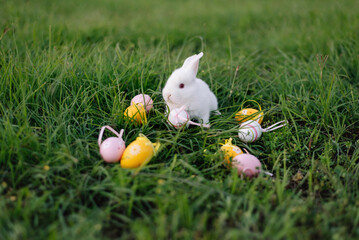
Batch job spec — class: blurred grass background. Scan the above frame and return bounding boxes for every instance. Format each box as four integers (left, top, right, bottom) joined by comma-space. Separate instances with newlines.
1, 0, 359, 239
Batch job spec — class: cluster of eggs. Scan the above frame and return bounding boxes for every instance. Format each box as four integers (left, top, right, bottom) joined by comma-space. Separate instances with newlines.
98, 125, 161, 168
99, 95, 284, 177
235, 103, 286, 143
220, 138, 274, 178
220, 138, 266, 178
98, 94, 160, 169
123, 94, 154, 124
235, 104, 265, 143
222, 101, 286, 177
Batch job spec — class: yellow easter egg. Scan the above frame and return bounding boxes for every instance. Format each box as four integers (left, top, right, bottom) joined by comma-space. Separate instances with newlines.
235, 108, 263, 124
220, 138, 243, 167
121, 134, 160, 169
124, 104, 147, 124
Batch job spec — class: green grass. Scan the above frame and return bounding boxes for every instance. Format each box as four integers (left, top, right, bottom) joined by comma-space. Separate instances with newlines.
1, 0, 359, 239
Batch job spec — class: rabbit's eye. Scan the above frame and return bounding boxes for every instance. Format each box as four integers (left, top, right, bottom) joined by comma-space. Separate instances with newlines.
179, 83, 185, 89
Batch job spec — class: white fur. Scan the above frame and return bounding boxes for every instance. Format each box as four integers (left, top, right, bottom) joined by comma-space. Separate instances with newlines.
162, 52, 219, 124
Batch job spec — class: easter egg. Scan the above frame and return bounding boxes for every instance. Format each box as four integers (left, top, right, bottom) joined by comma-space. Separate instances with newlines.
121, 134, 161, 169
124, 104, 147, 124
99, 137, 126, 163
235, 108, 263, 124
220, 138, 243, 167
131, 94, 153, 112
98, 126, 126, 163
232, 153, 262, 178
238, 120, 263, 143
167, 107, 190, 129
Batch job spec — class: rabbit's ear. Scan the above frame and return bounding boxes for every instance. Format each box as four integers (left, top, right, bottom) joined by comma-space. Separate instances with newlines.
182, 52, 203, 77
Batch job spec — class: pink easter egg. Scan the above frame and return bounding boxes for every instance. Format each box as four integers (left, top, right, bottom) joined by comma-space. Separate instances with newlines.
232, 153, 262, 178
131, 94, 153, 112
168, 108, 190, 129
99, 137, 126, 163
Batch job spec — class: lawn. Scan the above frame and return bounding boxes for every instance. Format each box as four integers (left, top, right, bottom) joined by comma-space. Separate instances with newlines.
1, 0, 359, 239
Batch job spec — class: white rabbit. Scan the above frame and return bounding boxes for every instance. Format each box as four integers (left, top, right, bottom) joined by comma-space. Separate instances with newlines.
162, 52, 219, 124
